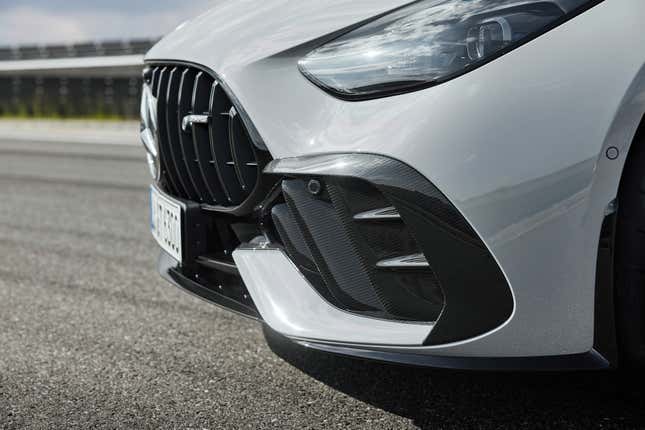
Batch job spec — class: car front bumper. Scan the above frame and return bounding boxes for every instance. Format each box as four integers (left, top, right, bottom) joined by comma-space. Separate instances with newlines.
147, 0, 645, 368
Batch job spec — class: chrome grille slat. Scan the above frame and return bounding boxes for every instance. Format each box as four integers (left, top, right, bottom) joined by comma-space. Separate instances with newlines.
177, 68, 213, 204
165, 67, 198, 200
149, 62, 269, 210
191, 72, 227, 204
227, 107, 247, 190
155, 67, 182, 196
153, 70, 179, 195
227, 107, 259, 191
150, 67, 160, 96
208, 82, 244, 204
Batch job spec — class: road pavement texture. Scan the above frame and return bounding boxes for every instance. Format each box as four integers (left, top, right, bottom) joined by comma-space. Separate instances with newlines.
1, 122, 645, 429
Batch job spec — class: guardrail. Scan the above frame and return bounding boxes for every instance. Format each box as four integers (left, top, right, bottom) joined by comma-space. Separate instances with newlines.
0, 39, 156, 119
0, 39, 156, 61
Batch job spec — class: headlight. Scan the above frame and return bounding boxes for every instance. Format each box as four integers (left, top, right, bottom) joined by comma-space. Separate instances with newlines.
298, 0, 602, 99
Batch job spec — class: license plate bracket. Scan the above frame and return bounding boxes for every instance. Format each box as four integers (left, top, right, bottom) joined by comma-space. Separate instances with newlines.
150, 185, 206, 263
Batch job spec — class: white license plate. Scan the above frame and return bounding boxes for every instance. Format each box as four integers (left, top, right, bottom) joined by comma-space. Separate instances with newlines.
150, 186, 183, 262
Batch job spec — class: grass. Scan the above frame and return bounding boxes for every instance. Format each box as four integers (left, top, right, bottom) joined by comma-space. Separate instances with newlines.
0, 101, 138, 120
0, 114, 137, 121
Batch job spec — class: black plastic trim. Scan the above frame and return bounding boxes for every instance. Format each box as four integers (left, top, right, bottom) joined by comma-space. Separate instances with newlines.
266, 153, 514, 346
196, 255, 240, 276
281, 183, 376, 311
159, 251, 261, 320
593, 212, 619, 367
292, 335, 610, 371
152, 184, 207, 263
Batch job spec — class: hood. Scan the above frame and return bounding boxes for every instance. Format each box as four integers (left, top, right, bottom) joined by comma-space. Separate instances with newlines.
146, 0, 407, 75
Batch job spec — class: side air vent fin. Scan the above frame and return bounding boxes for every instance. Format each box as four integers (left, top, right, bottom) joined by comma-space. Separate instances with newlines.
281, 180, 384, 312
354, 207, 401, 221
376, 253, 429, 269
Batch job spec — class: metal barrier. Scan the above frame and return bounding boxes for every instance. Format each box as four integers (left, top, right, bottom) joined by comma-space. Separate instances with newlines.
0, 39, 157, 119
0, 39, 156, 61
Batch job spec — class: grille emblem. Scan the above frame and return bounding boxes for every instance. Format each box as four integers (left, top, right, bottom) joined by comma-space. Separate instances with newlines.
181, 114, 210, 132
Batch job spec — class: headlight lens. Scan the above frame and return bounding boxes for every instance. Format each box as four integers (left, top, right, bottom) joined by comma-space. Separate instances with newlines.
298, 0, 601, 99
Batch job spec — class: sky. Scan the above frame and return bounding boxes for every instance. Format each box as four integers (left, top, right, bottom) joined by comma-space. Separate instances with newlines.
0, 0, 219, 46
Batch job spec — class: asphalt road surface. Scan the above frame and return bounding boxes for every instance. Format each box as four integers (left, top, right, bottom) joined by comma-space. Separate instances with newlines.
1, 128, 645, 429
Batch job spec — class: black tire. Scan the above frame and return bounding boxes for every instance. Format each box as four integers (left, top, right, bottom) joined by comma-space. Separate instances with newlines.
615, 123, 645, 368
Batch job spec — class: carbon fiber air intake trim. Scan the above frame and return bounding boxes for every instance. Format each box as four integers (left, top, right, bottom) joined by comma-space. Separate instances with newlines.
265, 153, 514, 346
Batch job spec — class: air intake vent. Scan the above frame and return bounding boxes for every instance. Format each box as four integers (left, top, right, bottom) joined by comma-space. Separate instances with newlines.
266, 153, 514, 344
272, 177, 445, 323
147, 64, 271, 211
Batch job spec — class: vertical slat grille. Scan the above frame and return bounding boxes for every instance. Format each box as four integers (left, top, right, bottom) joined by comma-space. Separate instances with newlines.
228, 107, 259, 191
151, 67, 160, 95
192, 72, 227, 204
155, 67, 181, 195
165, 67, 198, 201
148, 63, 268, 209
209, 83, 244, 204
177, 68, 213, 204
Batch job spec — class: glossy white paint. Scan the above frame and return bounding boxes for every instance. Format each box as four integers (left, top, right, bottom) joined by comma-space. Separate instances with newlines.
233, 248, 433, 346
148, 0, 645, 357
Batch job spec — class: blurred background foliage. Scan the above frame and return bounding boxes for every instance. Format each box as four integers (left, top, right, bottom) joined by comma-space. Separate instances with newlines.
0, 39, 156, 120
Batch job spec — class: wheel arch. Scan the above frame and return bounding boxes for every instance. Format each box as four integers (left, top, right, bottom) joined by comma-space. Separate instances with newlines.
605, 64, 645, 190
592, 62, 645, 367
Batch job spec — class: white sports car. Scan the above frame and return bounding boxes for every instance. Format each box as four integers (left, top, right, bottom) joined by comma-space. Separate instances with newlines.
141, 0, 645, 369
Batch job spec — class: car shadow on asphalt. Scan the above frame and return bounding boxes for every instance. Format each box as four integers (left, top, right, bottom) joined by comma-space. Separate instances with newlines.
263, 327, 645, 429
